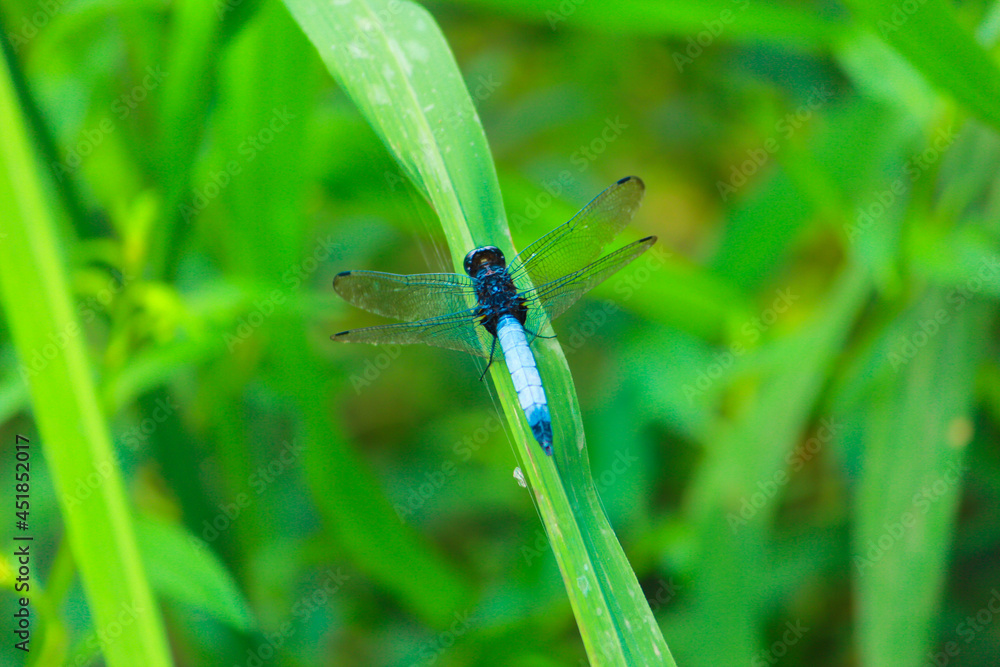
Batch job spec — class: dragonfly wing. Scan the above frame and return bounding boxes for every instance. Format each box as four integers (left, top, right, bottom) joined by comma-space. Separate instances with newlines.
523, 236, 657, 331
333, 270, 477, 321
507, 176, 645, 290
332, 309, 492, 358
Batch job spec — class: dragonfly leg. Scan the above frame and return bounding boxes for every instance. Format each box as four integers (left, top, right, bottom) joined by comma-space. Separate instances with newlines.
479, 335, 498, 381
524, 328, 557, 345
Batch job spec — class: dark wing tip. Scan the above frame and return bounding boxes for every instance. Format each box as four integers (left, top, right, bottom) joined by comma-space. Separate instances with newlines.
617, 175, 644, 190
331, 331, 350, 340
333, 271, 353, 299
640, 235, 657, 244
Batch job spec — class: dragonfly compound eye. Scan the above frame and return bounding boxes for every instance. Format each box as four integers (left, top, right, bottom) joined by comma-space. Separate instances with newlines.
464, 246, 506, 276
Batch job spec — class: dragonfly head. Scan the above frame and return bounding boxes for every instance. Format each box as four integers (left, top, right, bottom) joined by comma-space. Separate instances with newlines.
464, 246, 506, 277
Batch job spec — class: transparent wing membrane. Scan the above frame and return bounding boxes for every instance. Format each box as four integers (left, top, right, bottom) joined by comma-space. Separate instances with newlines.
332, 177, 653, 361
522, 236, 657, 332
332, 308, 491, 358
507, 176, 645, 291
333, 270, 477, 321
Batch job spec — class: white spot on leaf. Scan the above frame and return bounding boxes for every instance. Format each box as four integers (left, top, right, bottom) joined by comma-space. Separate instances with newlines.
405, 40, 430, 62
347, 40, 370, 59
387, 39, 412, 75
370, 85, 390, 106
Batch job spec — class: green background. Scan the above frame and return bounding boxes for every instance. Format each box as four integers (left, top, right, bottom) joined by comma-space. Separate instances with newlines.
2, 0, 1000, 665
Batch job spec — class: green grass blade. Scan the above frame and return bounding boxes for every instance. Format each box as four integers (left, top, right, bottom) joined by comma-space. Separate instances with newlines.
844, 0, 1000, 131
136, 515, 255, 632
0, 44, 172, 667
154, 0, 226, 277
283, 1, 675, 663
846, 292, 991, 667
678, 263, 871, 666
284, 0, 501, 258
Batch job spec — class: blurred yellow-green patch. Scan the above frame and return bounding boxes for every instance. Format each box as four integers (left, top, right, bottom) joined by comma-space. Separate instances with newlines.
1, 0, 999, 666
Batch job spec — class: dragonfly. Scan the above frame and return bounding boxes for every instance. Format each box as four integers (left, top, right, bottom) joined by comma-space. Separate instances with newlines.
332, 175, 655, 456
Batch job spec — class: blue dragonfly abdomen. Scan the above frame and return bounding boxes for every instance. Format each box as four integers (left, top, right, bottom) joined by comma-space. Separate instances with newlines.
496, 313, 552, 454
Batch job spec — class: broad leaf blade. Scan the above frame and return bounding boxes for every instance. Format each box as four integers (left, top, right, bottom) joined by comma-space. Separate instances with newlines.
0, 42, 172, 667
285, 0, 503, 257
283, 1, 675, 663
845, 292, 991, 667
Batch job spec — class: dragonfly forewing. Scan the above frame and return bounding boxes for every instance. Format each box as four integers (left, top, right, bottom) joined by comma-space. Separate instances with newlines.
506, 175, 645, 292
333, 270, 478, 321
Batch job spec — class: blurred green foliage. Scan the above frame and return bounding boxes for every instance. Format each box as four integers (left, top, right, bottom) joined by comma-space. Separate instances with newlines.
1, 0, 1000, 666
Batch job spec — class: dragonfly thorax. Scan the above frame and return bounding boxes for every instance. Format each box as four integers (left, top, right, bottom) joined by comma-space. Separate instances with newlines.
464, 246, 506, 277
465, 248, 525, 337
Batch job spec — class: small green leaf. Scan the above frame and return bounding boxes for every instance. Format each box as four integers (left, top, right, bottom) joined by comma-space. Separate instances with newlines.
136, 515, 255, 632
